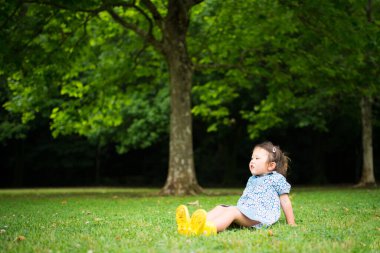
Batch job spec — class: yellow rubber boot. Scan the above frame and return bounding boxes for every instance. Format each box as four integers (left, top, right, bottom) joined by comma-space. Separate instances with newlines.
176, 205, 191, 235
189, 209, 207, 236
203, 221, 217, 236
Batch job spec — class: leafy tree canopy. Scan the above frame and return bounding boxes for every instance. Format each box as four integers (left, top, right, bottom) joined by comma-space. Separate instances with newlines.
1, 1, 169, 152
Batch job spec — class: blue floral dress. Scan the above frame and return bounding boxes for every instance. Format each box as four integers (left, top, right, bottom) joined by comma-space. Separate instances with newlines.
236, 171, 291, 228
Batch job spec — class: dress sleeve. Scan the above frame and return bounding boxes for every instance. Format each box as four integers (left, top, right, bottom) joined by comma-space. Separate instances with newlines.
273, 174, 291, 195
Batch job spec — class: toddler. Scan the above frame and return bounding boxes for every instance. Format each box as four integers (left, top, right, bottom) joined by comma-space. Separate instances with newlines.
176, 141, 296, 236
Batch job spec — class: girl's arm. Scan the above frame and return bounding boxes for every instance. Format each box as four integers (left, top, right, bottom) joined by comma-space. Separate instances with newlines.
279, 194, 296, 226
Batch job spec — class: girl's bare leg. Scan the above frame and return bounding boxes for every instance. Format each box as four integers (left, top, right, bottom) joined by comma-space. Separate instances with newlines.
206, 205, 228, 221
208, 206, 259, 232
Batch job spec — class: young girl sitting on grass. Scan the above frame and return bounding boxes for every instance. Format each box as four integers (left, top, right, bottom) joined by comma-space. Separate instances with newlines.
176, 141, 296, 236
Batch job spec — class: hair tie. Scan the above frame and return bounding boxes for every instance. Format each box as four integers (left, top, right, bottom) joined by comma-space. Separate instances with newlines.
272, 147, 276, 153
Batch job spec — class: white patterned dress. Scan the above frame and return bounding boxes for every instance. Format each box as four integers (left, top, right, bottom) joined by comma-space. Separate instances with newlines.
236, 171, 291, 228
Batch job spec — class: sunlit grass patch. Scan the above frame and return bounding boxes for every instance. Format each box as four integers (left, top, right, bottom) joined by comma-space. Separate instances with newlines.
0, 187, 379, 252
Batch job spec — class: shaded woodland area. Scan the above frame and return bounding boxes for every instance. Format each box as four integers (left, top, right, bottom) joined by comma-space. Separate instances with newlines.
1, 0, 379, 191
1, 113, 379, 188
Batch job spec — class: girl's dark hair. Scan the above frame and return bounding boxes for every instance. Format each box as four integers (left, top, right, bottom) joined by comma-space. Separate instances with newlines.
254, 141, 290, 177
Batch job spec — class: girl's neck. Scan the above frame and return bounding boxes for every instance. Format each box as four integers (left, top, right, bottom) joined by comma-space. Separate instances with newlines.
254, 172, 274, 177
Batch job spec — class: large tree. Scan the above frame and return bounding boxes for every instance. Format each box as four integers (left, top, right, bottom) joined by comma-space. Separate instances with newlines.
1, 0, 204, 195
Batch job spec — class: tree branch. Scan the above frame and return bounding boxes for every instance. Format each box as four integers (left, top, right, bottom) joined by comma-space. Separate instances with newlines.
107, 8, 162, 51
22, 0, 163, 51
180, 0, 204, 9
140, 0, 163, 30
124, 2, 155, 37
102, 1, 163, 52
364, 0, 379, 27
107, 8, 145, 37
189, 0, 204, 6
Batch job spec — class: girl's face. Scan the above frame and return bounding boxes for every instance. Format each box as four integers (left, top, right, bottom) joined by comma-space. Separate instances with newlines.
249, 147, 276, 176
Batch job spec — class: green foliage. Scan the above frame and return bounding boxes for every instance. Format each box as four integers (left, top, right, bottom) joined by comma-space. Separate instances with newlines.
192, 81, 238, 132
1, 3, 169, 152
190, 0, 302, 136
0, 187, 379, 252
1, 0, 379, 152
190, 0, 380, 139
0, 73, 29, 141
0, 120, 29, 141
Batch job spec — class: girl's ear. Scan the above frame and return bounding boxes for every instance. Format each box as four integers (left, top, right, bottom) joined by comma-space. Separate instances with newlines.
268, 162, 276, 171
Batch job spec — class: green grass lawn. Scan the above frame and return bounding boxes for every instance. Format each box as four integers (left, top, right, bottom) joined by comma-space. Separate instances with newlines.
0, 187, 379, 253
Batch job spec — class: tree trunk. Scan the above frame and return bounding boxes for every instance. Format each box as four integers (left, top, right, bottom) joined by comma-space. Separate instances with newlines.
160, 52, 202, 195
356, 96, 376, 186
159, 0, 202, 195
